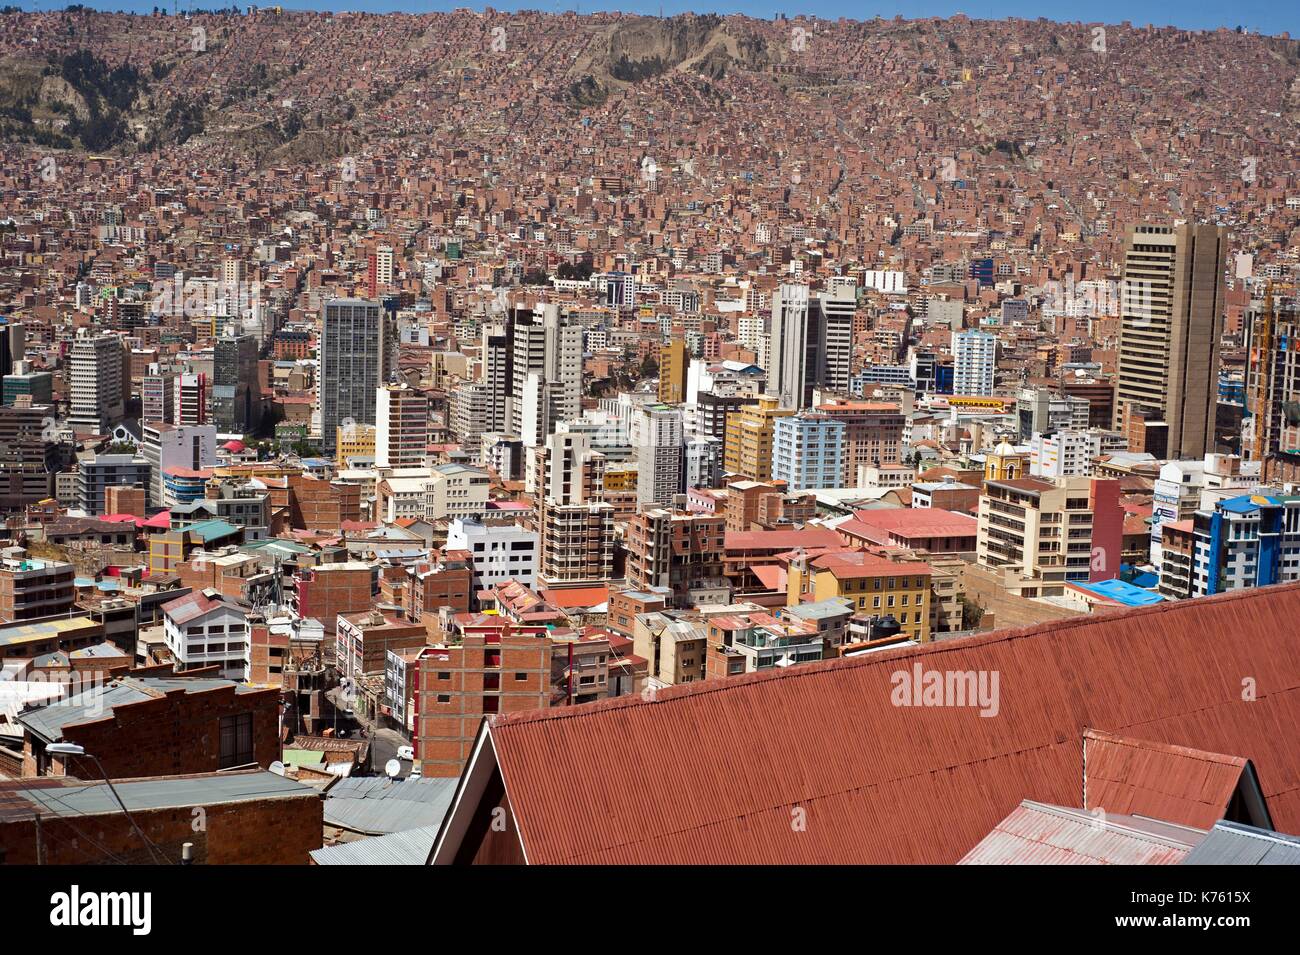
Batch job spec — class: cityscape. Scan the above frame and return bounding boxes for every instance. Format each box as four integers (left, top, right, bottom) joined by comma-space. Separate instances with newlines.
0, 3, 1298, 895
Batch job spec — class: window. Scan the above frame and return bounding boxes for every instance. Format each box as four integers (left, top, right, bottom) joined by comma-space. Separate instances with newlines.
515, 672, 528, 681
219, 713, 254, 768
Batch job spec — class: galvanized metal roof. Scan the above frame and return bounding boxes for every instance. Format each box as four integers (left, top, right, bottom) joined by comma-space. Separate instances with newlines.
1182, 821, 1300, 865
10, 770, 314, 818
18, 676, 258, 743
310, 825, 441, 865
324, 776, 456, 835
476, 582, 1300, 864
959, 801, 1202, 865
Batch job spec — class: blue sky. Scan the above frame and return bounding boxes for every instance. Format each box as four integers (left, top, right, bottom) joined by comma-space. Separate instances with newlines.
24, 2, 1299, 38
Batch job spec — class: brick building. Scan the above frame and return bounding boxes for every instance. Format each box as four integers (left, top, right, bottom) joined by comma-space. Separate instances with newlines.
0, 556, 75, 622
336, 609, 428, 681
17, 673, 281, 780
293, 562, 374, 638
413, 623, 550, 778
0, 770, 322, 865
625, 509, 726, 607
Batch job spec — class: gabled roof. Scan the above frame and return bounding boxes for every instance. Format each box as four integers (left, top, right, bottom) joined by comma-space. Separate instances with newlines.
1082, 729, 1267, 830
161, 589, 244, 626
432, 582, 1300, 865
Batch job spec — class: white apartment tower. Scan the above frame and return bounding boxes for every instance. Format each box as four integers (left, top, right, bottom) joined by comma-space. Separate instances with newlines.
953, 330, 997, 396
511, 305, 582, 446
636, 405, 684, 507
68, 330, 125, 434
769, 284, 855, 409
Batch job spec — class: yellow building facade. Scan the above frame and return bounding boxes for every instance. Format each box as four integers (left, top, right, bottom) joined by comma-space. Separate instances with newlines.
723, 395, 793, 481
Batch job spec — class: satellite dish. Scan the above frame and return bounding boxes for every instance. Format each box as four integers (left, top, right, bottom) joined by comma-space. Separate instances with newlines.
269, 761, 286, 776
384, 759, 401, 779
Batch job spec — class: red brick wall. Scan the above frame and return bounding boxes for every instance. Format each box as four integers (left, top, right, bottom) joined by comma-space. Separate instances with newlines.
0, 787, 322, 865
298, 567, 372, 635
37, 684, 281, 780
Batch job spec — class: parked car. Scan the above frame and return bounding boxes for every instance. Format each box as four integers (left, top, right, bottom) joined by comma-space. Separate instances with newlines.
397, 745, 414, 761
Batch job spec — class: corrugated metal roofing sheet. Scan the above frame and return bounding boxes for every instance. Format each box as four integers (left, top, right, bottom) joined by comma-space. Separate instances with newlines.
484, 582, 1300, 864
324, 776, 456, 835
1182, 821, 1300, 865
11, 771, 313, 817
18, 676, 258, 742
1083, 729, 1248, 829
959, 801, 1201, 865
310, 826, 441, 865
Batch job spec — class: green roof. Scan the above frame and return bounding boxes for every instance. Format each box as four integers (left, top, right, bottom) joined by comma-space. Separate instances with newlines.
281, 749, 326, 767
184, 519, 240, 542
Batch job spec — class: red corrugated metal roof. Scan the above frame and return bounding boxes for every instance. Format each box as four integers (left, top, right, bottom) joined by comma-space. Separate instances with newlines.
846, 507, 979, 538
751, 564, 786, 591
485, 583, 1300, 864
724, 527, 843, 551
541, 586, 609, 609
1082, 729, 1249, 830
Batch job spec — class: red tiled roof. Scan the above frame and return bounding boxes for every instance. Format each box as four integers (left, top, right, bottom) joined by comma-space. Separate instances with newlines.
1122, 513, 1150, 535
161, 589, 235, 625
480, 582, 1300, 864
142, 510, 172, 529
99, 513, 146, 527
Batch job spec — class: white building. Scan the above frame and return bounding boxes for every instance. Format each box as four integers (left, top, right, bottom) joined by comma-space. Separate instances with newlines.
952, 330, 997, 396
426, 463, 490, 521
685, 435, 721, 490
161, 589, 249, 681
142, 421, 217, 509
1150, 454, 1257, 563
768, 284, 854, 410
1028, 429, 1127, 480
511, 305, 582, 446
447, 518, 539, 591
773, 413, 845, 491
636, 405, 684, 507
68, 330, 124, 434
376, 473, 433, 523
